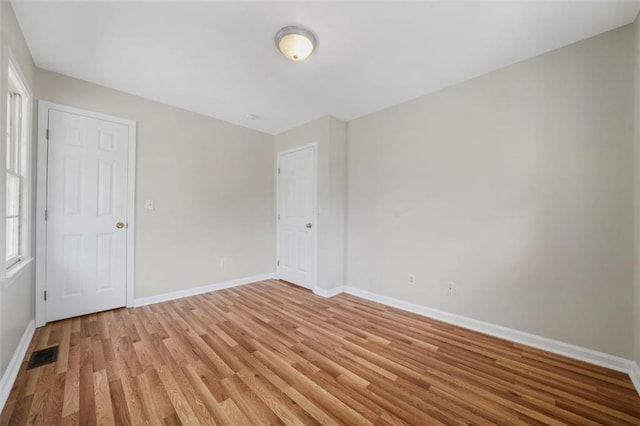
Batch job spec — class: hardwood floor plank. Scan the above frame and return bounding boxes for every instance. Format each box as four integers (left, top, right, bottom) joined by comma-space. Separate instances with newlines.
61, 363, 79, 418
78, 339, 96, 426
55, 321, 72, 374
236, 367, 319, 425
24, 386, 47, 425
3, 280, 640, 425
228, 340, 337, 425
93, 370, 115, 425
156, 365, 203, 425
7, 394, 34, 426
183, 364, 230, 425
107, 378, 132, 426
118, 368, 147, 424
221, 374, 279, 425
219, 398, 253, 426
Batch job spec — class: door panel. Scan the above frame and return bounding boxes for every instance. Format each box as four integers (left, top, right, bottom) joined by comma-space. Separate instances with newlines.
46, 109, 129, 322
277, 146, 316, 289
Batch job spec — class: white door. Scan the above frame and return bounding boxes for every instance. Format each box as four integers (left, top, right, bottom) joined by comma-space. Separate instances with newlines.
276, 145, 316, 289
45, 109, 130, 322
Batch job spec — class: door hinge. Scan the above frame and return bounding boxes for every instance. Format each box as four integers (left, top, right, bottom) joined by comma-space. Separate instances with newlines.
277, 214, 280, 220
44, 210, 48, 221
46, 128, 49, 141
278, 168, 280, 174
277, 260, 280, 266
44, 290, 47, 301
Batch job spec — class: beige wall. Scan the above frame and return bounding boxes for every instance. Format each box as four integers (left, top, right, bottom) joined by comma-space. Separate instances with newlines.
36, 70, 275, 299
328, 119, 347, 291
1, 267, 33, 375
347, 26, 635, 357
634, 14, 640, 366
274, 116, 347, 291
0, 2, 36, 377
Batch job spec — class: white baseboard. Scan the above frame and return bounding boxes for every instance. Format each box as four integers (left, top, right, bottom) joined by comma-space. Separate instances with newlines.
132, 273, 275, 307
630, 362, 640, 394
342, 286, 640, 395
0, 320, 35, 412
313, 286, 345, 298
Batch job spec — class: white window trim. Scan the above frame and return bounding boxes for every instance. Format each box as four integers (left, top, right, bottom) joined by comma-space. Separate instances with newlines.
5, 55, 33, 275
5, 171, 22, 269
5, 257, 33, 285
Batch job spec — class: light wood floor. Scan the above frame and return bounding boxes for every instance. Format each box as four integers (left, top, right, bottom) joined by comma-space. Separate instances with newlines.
2, 280, 640, 425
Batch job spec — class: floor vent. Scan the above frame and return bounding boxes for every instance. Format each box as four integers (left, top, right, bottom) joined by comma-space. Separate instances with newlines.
27, 346, 59, 369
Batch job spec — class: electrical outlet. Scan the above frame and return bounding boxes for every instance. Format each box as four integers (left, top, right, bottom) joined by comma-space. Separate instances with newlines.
408, 274, 415, 285
447, 282, 456, 296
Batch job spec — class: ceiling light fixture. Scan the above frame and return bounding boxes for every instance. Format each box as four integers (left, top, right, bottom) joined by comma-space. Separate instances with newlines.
274, 26, 317, 62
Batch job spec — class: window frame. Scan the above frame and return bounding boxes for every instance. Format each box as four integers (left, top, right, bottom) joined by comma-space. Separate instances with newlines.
6, 92, 23, 268
5, 58, 33, 273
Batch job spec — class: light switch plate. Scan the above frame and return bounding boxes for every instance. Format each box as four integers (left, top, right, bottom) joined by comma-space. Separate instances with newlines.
144, 199, 155, 210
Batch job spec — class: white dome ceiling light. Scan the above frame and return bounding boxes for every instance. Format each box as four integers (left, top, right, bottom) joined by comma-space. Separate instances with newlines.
274, 26, 317, 62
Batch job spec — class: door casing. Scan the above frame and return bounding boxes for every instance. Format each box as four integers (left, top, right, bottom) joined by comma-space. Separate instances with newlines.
35, 101, 137, 327
275, 143, 318, 292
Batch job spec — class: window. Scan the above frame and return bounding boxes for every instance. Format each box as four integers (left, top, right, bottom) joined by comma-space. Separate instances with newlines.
6, 92, 22, 267
6, 62, 31, 270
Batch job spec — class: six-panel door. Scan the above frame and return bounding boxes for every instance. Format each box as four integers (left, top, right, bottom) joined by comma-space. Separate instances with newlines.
46, 109, 129, 322
277, 146, 316, 289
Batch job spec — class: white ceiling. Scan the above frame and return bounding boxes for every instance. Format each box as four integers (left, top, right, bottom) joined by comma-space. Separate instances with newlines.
11, 1, 640, 135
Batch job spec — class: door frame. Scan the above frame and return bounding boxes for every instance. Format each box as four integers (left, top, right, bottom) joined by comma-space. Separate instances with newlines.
275, 143, 318, 292
35, 101, 137, 327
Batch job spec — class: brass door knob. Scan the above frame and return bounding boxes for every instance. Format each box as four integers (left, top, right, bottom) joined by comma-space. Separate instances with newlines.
116, 222, 126, 229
